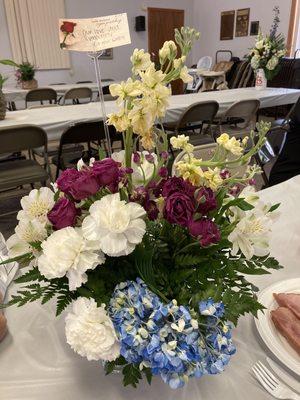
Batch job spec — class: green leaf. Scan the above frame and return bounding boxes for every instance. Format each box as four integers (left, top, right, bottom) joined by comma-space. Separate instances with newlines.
122, 364, 142, 388
0, 59, 19, 67
104, 360, 117, 375
0, 252, 32, 266
14, 267, 42, 283
143, 368, 153, 385
269, 203, 280, 213
98, 147, 106, 160
175, 253, 208, 267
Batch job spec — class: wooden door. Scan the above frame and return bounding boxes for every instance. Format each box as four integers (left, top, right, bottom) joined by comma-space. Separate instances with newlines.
148, 7, 185, 95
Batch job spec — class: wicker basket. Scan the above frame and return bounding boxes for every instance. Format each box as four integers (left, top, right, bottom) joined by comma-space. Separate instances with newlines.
0, 90, 6, 121
21, 78, 38, 90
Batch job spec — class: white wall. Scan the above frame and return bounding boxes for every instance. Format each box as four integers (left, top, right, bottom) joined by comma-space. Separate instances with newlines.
0, 0, 194, 86
191, 0, 292, 64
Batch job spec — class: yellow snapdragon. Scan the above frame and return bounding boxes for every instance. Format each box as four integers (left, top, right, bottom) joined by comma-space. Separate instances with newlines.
130, 49, 152, 75
217, 133, 244, 156
170, 135, 194, 153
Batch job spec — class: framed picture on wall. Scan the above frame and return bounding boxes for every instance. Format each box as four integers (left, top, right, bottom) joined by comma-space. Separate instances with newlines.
250, 21, 260, 36
220, 10, 235, 40
235, 8, 250, 37
100, 48, 113, 59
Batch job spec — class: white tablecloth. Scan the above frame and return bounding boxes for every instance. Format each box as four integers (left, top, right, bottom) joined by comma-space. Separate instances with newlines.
0, 87, 300, 142
0, 175, 300, 400
2, 81, 113, 103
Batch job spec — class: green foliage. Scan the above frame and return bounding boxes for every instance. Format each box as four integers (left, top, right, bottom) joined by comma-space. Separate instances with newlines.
105, 356, 153, 388
3, 267, 76, 316
17, 61, 35, 81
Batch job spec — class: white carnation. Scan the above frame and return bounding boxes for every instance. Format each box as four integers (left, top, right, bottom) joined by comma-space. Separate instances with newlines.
38, 227, 105, 290
17, 187, 55, 224
65, 298, 120, 361
82, 193, 146, 257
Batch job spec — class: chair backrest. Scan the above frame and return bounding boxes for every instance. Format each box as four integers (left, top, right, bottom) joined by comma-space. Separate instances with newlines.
172, 142, 248, 177
76, 81, 93, 84
197, 56, 213, 71
103, 94, 116, 101
25, 88, 57, 107
63, 87, 93, 104
0, 125, 47, 154
224, 99, 260, 125
177, 101, 219, 129
50, 82, 66, 85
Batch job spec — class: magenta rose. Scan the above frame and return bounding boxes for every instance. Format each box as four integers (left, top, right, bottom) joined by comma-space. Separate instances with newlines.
189, 219, 221, 247
162, 177, 195, 198
56, 168, 100, 201
48, 197, 80, 230
164, 192, 195, 227
195, 187, 217, 215
92, 159, 121, 193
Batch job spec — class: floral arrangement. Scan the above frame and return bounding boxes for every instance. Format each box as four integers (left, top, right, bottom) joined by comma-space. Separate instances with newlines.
15, 61, 35, 83
60, 21, 77, 49
248, 7, 286, 80
2, 28, 282, 390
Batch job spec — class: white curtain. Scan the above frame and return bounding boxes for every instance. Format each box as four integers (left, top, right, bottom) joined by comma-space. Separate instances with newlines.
4, 0, 70, 69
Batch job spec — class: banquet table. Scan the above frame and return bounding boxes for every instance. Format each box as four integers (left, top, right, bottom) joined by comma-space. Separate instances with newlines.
0, 87, 300, 142
2, 81, 114, 103
0, 175, 300, 400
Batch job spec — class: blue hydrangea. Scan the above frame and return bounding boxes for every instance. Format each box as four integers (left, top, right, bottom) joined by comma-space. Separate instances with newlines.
109, 279, 236, 389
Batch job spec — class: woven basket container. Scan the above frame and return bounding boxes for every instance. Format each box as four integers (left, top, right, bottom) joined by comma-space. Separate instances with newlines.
0, 90, 6, 121
21, 79, 38, 90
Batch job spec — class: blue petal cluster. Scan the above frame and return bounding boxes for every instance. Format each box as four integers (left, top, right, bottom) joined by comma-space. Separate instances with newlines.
109, 279, 236, 389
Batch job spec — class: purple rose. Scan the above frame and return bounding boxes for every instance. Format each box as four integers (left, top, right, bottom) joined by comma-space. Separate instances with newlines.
162, 177, 195, 198
92, 158, 120, 193
130, 186, 148, 203
164, 192, 195, 227
195, 187, 217, 215
56, 169, 100, 200
48, 197, 80, 230
189, 219, 221, 247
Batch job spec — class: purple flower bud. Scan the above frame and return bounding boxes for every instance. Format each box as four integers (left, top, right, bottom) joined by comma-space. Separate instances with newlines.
145, 153, 155, 164
158, 167, 168, 178
195, 187, 217, 215
133, 152, 141, 165
145, 200, 159, 221
48, 197, 80, 230
249, 178, 256, 186
220, 169, 230, 180
160, 151, 169, 161
189, 218, 221, 247
229, 185, 241, 196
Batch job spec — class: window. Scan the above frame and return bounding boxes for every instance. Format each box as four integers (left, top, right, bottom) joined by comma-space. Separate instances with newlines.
4, 0, 70, 69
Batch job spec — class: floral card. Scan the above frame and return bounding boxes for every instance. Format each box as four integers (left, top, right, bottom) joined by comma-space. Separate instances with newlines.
59, 13, 131, 52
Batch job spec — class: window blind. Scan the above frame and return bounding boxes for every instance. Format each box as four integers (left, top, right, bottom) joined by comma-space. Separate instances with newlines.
4, 0, 70, 70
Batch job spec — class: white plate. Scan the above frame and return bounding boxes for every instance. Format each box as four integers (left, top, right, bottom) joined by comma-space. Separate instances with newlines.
255, 278, 300, 376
